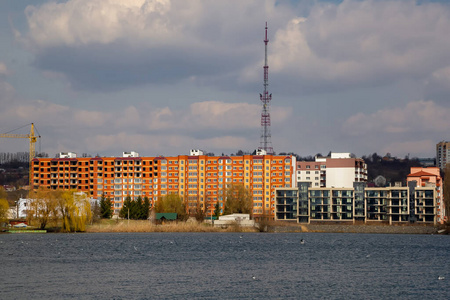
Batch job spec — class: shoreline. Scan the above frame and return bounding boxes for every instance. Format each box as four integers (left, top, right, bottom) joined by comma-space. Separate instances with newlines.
2, 221, 447, 235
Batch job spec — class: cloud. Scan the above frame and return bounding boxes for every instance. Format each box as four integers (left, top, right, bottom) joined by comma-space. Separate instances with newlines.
424, 66, 450, 104
0, 97, 291, 155
19, 0, 450, 96
0, 62, 9, 75
242, 0, 450, 95
343, 100, 450, 136
21, 0, 291, 91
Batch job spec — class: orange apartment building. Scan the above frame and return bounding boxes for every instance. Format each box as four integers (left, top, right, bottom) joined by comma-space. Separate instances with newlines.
407, 167, 445, 223
31, 150, 296, 219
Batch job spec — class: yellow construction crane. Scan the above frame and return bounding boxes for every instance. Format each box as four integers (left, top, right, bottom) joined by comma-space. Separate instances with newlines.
0, 123, 41, 187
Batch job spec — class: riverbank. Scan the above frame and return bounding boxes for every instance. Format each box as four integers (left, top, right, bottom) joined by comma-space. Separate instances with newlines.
270, 223, 446, 234
3, 220, 446, 234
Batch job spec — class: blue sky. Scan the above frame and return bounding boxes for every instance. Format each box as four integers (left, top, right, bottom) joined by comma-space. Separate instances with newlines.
1, 0, 450, 158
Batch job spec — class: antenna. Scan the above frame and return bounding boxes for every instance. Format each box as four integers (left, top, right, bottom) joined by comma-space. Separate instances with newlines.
259, 22, 274, 154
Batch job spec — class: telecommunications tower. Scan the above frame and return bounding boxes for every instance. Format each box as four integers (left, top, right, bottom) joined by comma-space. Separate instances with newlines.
259, 22, 274, 154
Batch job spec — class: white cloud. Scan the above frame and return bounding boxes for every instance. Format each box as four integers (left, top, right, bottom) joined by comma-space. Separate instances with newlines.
0, 97, 291, 155
242, 0, 450, 94
20, 0, 450, 95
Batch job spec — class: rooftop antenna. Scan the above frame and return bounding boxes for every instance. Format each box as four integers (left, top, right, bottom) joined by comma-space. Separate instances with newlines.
259, 22, 274, 154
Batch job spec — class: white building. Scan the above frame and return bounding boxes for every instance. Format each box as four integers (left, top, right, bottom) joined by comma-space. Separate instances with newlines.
123, 151, 139, 158
296, 152, 367, 188
8, 198, 29, 219
59, 152, 77, 158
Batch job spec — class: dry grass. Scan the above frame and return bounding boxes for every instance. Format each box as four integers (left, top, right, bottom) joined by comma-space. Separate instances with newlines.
86, 219, 257, 233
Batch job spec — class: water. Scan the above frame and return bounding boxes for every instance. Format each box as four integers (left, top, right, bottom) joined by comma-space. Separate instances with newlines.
0, 232, 449, 299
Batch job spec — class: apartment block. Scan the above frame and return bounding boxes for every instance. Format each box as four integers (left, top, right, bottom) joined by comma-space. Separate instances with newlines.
407, 167, 444, 223
296, 153, 367, 188
31, 150, 296, 219
275, 182, 438, 225
436, 141, 450, 169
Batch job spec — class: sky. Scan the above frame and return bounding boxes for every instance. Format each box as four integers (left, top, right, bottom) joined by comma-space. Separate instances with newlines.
1, 0, 450, 159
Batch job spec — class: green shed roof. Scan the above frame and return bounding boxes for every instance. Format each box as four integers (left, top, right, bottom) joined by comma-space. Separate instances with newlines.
156, 213, 177, 220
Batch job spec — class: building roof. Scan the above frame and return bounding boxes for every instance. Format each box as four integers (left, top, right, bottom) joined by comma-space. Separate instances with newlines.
156, 213, 177, 220
407, 171, 437, 177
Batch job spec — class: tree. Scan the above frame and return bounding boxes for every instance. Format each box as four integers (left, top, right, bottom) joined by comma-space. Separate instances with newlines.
0, 187, 8, 224
134, 196, 143, 219
100, 195, 113, 219
0, 198, 9, 224
119, 196, 133, 219
443, 164, 450, 225
27, 187, 58, 229
142, 196, 150, 219
194, 205, 205, 222
213, 202, 221, 219
223, 184, 252, 216
58, 190, 92, 232
118, 196, 150, 220
154, 194, 188, 221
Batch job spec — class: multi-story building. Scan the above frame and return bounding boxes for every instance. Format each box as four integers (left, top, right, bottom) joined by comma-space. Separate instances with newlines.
296, 153, 367, 188
31, 150, 296, 219
436, 141, 450, 170
275, 182, 438, 225
407, 167, 444, 223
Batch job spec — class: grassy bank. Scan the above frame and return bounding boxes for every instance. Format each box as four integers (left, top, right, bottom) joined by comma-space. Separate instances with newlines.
86, 219, 258, 233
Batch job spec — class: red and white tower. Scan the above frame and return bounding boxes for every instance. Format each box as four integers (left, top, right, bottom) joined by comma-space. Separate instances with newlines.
259, 22, 274, 154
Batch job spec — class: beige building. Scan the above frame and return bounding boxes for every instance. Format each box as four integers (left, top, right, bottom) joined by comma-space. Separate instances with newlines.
436, 141, 450, 170
296, 153, 367, 188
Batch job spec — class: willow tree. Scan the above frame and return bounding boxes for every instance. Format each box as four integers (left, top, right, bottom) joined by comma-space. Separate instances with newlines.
0, 198, 9, 224
58, 190, 92, 232
27, 187, 59, 229
223, 184, 252, 216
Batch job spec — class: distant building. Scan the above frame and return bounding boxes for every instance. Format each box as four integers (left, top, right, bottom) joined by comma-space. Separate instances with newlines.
436, 141, 450, 169
275, 182, 438, 225
8, 198, 29, 219
31, 151, 296, 219
122, 151, 139, 158
407, 167, 444, 224
59, 152, 77, 158
296, 152, 367, 188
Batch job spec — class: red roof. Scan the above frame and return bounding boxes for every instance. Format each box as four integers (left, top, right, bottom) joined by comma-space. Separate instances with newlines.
407, 171, 437, 177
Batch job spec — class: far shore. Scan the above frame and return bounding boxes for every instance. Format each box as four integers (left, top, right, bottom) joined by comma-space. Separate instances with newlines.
2, 220, 447, 235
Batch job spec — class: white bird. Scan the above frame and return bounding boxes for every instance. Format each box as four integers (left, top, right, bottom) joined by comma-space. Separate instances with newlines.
252, 276, 256, 280
438, 276, 445, 280
366, 254, 371, 258
134, 246, 138, 251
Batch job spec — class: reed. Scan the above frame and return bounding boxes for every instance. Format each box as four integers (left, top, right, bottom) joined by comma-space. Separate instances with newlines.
86, 219, 257, 233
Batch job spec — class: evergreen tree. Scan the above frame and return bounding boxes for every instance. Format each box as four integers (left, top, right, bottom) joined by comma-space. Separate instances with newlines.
119, 196, 133, 219
214, 202, 221, 219
142, 196, 150, 219
100, 195, 113, 219
134, 196, 143, 219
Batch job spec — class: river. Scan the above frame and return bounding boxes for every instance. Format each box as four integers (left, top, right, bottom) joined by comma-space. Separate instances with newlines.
1, 232, 449, 299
